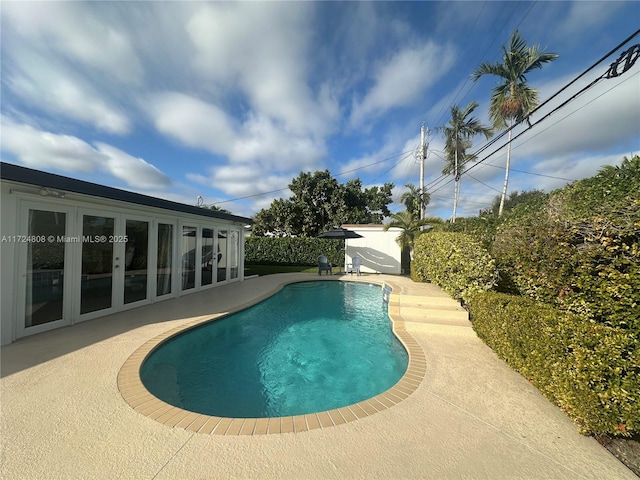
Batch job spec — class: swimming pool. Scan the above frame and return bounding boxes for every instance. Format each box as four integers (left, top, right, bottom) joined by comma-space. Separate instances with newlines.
140, 281, 408, 418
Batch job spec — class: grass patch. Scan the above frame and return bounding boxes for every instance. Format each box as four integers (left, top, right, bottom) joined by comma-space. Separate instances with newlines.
245, 264, 318, 276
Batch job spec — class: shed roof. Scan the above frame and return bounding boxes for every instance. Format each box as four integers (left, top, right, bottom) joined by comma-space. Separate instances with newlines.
341, 224, 401, 230
1, 162, 253, 224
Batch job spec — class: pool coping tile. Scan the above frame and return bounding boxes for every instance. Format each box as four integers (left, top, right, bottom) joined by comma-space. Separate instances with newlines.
116, 277, 427, 435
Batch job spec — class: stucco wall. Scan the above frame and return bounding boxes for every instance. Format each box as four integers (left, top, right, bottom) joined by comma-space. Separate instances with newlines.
0, 179, 249, 345
342, 224, 402, 275
1, 182, 18, 345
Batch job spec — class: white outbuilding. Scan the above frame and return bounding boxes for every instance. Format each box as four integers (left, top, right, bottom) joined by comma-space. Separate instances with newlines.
0, 162, 253, 345
341, 224, 403, 275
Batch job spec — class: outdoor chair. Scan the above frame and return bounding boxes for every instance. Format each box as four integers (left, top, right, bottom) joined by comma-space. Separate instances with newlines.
346, 256, 362, 276
318, 255, 333, 275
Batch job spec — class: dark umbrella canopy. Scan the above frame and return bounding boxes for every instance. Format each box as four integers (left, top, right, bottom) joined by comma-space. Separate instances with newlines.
317, 227, 363, 239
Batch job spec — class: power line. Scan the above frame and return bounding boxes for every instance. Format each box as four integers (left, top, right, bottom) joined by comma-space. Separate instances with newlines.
216, 29, 639, 209
425, 27, 639, 201
509, 70, 640, 155
430, 1, 524, 128
466, 172, 502, 193
336, 150, 413, 178
463, 29, 640, 177
366, 151, 414, 186
212, 150, 414, 206
479, 162, 578, 182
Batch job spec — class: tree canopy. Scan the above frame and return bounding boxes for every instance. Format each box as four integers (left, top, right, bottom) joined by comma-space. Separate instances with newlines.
252, 170, 394, 237
472, 29, 558, 216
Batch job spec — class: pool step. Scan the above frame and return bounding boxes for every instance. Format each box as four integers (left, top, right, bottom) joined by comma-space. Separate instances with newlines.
393, 293, 474, 337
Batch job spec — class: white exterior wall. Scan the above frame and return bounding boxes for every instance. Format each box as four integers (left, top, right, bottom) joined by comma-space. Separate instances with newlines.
1, 182, 18, 346
0, 179, 248, 345
342, 224, 402, 274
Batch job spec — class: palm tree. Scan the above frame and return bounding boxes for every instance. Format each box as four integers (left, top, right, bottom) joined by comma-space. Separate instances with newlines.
400, 183, 430, 219
472, 30, 558, 216
383, 210, 442, 260
438, 101, 493, 222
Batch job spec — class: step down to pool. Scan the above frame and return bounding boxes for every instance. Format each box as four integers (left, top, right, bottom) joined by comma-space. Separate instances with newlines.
393, 292, 474, 337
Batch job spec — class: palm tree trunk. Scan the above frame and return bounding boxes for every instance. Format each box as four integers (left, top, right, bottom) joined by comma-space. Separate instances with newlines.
452, 178, 459, 222
452, 140, 458, 222
498, 119, 513, 216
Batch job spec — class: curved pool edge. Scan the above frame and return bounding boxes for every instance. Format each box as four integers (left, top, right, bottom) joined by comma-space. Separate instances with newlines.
117, 276, 426, 435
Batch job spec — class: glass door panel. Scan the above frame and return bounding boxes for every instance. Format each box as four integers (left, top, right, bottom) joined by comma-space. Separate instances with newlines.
81, 215, 114, 314
182, 226, 196, 290
124, 220, 148, 304
157, 223, 173, 296
201, 228, 213, 286
229, 230, 239, 280
217, 229, 227, 282
25, 210, 66, 327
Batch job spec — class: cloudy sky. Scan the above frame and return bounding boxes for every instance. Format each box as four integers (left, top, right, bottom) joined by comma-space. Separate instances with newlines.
2, 1, 639, 220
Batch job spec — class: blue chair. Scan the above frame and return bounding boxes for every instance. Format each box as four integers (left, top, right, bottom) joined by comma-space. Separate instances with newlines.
318, 255, 332, 275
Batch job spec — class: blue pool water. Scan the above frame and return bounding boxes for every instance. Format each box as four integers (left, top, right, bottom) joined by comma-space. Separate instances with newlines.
140, 281, 408, 418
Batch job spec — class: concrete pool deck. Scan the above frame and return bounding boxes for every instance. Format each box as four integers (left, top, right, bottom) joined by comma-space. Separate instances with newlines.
1, 273, 635, 479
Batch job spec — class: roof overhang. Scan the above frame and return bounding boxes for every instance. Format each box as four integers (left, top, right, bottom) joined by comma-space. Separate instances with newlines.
1, 162, 253, 225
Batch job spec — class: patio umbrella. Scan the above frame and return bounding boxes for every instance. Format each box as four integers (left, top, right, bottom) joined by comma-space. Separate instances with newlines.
317, 227, 363, 239
317, 227, 363, 274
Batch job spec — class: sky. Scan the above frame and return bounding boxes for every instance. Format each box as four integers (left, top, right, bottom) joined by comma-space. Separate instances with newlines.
1, 1, 639, 222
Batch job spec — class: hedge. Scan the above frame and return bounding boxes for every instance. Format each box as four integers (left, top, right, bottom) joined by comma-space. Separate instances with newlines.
469, 291, 639, 436
489, 157, 640, 331
245, 236, 344, 266
412, 232, 498, 302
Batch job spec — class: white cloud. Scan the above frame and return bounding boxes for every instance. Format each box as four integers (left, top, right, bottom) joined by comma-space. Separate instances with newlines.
147, 92, 237, 154
510, 70, 640, 159
1, 116, 170, 190
94, 143, 171, 190
189, 163, 292, 204
2, 2, 144, 84
0, 116, 106, 171
350, 41, 457, 128
229, 114, 325, 170
185, 2, 337, 137
556, 1, 626, 37
3, 47, 131, 134
147, 93, 326, 176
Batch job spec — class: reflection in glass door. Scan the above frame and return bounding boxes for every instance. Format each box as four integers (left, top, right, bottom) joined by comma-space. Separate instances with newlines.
157, 223, 173, 296
124, 220, 148, 304
25, 210, 66, 327
202, 228, 213, 286
81, 215, 115, 314
229, 230, 239, 280
217, 229, 227, 282
182, 226, 196, 290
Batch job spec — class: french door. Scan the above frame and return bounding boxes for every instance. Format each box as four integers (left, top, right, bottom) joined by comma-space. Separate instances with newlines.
18, 204, 74, 337
78, 211, 150, 321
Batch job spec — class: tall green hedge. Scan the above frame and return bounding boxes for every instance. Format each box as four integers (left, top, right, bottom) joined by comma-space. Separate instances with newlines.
469, 291, 639, 437
413, 232, 498, 302
245, 236, 344, 266
490, 156, 640, 330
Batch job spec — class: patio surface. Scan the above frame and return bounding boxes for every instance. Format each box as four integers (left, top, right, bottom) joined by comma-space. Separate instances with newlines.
1, 273, 635, 479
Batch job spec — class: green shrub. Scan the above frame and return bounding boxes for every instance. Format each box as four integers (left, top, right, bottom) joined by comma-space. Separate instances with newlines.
409, 261, 423, 283
413, 232, 497, 302
469, 291, 640, 436
245, 236, 344, 266
432, 215, 501, 250
491, 203, 575, 304
558, 159, 640, 325
489, 156, 640, 331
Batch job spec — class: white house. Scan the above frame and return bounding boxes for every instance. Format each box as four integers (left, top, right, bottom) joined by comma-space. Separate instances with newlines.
0, 163, 253, 345
342, 224, 403, 275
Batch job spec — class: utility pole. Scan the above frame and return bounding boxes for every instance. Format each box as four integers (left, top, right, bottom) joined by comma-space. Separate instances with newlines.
419, 124, 425, 220
419, 124, 429, 221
